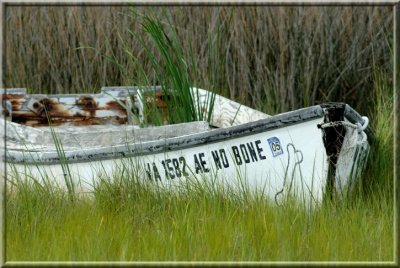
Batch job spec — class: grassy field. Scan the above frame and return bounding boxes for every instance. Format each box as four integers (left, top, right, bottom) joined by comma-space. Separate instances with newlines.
4, 5, 396, 263
6, 183, 394, 262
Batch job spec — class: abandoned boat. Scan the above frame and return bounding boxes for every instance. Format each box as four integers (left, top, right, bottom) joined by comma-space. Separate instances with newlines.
1, 86, 373, 204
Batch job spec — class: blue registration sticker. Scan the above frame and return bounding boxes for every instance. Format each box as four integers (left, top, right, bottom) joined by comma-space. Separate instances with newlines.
267, 137, 284, 157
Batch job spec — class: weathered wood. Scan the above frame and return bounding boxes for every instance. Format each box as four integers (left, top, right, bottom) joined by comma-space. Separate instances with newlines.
1, 87, 270, 128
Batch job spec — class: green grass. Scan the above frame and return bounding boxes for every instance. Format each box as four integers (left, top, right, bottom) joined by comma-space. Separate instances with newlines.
6, 178, 393, 262
107, 10, 220, 126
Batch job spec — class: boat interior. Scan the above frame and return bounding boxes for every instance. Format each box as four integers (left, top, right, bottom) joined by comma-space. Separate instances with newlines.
1, 86, 270, 151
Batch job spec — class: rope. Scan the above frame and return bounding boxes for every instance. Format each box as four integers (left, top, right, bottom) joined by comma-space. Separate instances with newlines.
317, 116, 369, 133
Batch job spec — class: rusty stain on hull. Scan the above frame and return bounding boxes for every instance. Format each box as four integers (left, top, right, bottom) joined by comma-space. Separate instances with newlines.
141, 91, 186, 124
2, 88, 174, 127
76, 96, 98, 117
31, 98, 73, 117
104, 100, 126, 111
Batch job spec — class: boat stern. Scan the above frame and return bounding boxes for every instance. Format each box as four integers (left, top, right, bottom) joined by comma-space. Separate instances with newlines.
319, 103, 372, 199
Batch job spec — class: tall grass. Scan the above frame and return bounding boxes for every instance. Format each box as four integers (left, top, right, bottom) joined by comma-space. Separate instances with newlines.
4, 6, 392, 115
361, 69, 394, 194
44, 109, 75, 201
115, 10, 220, 125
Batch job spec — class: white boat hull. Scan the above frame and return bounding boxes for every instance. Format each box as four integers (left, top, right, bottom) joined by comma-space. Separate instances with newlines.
1, 88, 372, 205
6, 118, 328, 204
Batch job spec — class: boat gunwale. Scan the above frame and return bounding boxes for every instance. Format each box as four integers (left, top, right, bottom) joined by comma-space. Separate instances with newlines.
4, 103, 370, 165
